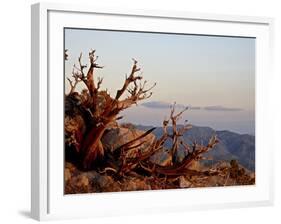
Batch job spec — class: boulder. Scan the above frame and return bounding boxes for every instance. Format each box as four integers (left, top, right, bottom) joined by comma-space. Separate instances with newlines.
101, 127, 156, 158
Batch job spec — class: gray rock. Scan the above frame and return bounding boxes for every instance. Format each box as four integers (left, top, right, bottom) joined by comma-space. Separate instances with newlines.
101, 127, 156, 158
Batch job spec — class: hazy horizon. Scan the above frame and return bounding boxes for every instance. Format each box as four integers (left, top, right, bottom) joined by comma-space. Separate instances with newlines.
64, 28, 255, 135
120, 104, 255, 135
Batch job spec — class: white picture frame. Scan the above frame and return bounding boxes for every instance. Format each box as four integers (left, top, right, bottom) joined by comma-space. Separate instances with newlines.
31, 2, 274, 221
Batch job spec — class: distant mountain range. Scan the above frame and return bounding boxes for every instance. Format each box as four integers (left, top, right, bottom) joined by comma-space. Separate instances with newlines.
135, 124, 255, 171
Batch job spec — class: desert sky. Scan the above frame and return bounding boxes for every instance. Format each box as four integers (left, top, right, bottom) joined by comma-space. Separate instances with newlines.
64, 28, 255, 135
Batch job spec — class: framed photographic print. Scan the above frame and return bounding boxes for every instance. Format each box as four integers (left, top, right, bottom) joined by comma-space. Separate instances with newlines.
31, 2, 274, 221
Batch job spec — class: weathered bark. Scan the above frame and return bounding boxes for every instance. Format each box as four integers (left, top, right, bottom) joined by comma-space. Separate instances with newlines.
81, 124, 107, 169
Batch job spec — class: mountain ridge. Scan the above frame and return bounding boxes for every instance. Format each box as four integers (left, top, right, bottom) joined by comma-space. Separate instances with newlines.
132, 124, 255, 171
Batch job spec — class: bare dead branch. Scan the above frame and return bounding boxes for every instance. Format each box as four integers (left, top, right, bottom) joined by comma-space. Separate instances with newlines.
115, 59, 142, 100
89, 49, 104, 69
66, 68, 84, 95
138, 136, 219, 176
97, 77, 103, 90
78, 53, 87, 79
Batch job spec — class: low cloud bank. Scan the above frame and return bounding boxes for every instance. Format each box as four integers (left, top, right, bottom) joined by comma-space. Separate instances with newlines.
141, 101, 243, 111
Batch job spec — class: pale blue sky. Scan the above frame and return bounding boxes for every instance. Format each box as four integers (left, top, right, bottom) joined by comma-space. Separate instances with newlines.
64, 28, 255, 134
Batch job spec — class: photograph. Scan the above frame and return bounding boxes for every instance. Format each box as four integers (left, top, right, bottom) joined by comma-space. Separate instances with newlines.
64, 28, 255, 194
